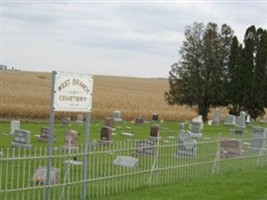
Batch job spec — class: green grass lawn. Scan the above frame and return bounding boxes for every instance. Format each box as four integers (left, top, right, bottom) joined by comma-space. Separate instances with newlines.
1, 120, 267, 199
97, 166, 267, 200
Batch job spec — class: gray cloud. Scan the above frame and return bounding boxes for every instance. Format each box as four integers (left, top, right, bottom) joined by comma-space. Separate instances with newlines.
1, 1, 266, 78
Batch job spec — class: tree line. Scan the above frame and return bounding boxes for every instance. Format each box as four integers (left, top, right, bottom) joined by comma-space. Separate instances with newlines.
165, 22, 267, 121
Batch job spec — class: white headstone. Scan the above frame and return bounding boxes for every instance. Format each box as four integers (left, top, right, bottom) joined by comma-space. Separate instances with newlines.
113, 111, 122, 122
246, 114, 251, 124
10, 120, 20, 135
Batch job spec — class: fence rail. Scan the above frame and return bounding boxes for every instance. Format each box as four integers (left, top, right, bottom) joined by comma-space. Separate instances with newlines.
1, 134, 267, 200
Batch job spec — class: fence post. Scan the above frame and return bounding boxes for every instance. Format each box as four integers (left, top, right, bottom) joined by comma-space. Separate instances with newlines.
82, 112, 91, 200
45, 71, 56, 200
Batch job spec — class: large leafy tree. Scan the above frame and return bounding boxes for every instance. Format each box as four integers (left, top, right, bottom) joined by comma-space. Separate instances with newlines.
165, 22, 233, 121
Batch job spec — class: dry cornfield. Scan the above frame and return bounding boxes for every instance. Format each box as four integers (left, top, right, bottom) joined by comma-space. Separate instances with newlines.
0, 70, 227, 121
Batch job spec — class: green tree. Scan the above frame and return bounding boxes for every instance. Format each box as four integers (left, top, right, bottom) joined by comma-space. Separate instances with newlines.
227, 26, 267, 119
165, 22, 233, 121
249, 28, 267, 118
227, 36, 243, 115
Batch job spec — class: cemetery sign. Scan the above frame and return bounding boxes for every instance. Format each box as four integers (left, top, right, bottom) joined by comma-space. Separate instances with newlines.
53, 71, 94, 112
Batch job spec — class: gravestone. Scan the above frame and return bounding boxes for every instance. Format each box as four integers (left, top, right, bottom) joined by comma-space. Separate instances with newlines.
113, 156, 138, 168
236, 111, 246, 128
135, 116, 145, 125
135, 140, 155, 156
113, 111, 122, 122
175, 131, 197, 157
249, 126, 267, 152
38, 128, 55, 142
260, 118, 267, 124
188, 121, 202, 138
64, 159, 83, 165
100, 126, 112, 144
11, 129, 32, 148
246, 114, 251, 124
224, 114, 236, 126
150, 124, 160, 138
61, 117, 71, 126
179, 122, 185, 131
151, 113, 159, 121
219, 139, 242, 158
212, 108, 221, 125
10, 120, 20, 135
105, 117, 114, 128
192, 115, 203, 130
62, 130, 79, 153
76, 114, 84, 124
32, 167, 60, 185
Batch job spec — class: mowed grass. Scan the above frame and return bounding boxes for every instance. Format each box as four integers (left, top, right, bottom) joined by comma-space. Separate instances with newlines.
1, 121, 267, 199
0, 70, 230, 121
97, 166, 267, 200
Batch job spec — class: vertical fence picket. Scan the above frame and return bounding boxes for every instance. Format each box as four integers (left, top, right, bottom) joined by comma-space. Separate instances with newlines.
2, 133, 267, 200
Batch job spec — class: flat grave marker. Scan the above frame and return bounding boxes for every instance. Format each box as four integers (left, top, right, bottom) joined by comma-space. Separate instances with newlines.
32, 167, 60, 185
113, 156, 138, 168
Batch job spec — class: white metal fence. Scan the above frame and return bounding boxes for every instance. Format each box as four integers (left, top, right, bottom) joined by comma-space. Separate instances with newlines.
1, 134, 267, 200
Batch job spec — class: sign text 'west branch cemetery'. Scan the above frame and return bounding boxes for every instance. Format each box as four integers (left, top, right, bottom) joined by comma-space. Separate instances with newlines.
53, 71, 94, 112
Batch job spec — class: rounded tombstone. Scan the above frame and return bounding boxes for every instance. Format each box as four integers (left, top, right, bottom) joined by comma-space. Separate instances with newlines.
113, 110, 122, 122
151, 113, 159, 121
150, 124, 160, 137
100, 126, 112, 141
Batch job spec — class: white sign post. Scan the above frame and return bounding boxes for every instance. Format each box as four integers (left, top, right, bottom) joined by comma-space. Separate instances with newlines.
46, 71, 93, 200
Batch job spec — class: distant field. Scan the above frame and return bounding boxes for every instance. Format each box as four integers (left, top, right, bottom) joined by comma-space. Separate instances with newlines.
0, 70, 227, 121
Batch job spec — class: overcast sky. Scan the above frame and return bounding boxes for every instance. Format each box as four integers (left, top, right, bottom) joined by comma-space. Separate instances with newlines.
1, 1, 266, 78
